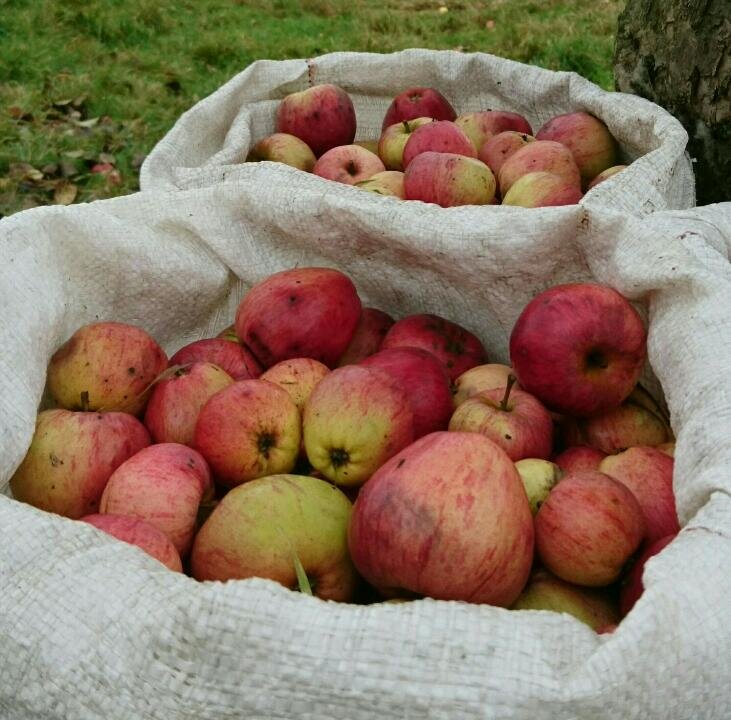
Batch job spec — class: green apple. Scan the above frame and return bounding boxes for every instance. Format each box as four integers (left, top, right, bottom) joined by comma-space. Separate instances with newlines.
514, 458, 562, 514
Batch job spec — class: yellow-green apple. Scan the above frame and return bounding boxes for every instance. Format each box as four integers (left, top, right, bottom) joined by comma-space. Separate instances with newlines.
337, 308, 395, 366
194, 379, 300, 488
449, 377, 553, 461
191, 474, 357, 600
348, 431, 534, 605
502, 172, 583, 207
536, 112, 619, 188
313, 144, 385, 185
381, 312, 488, 381
276, 83, 356, 157
143, 362, 234, 445
627, 383, 669, 421
216, 325, 239, 342
452, 363, 517, 407
235, 267, 361, 369
619, 533, 676, 615
378, 117, 434, 170
402, 121, 477, 168
81, 514, 183, 572
260, 358, 329, 413
588, 165, 627, 190
657, 442, 675, 457
514, 458, 562, 514
512, 568, 619, 630
10, 409, 150, 518
498, 140, 581, 197
478, 131, 535, 178
404, 152, 496, 207
553, 445, 606, 474
599, 446, 678, 542
246, 132, 316, 171
356, 170, 405, 198
169, 338, 261, 379
381, 87, 456, 130
303, 365, 414, 486
509, 283, 647, 416
360, 347, 453, 438
454, 110, 532, 153
355, 139, 380, 154
535, 470, 645, 586
47, 322, 167, 414
99, 442, 212, 555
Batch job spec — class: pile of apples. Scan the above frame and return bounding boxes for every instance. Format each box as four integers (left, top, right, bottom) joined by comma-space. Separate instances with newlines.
10, 268, 678, 631
246, 84, 627, 208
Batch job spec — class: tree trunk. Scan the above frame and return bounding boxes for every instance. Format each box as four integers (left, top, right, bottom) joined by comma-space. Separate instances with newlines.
614, 0, 730, 205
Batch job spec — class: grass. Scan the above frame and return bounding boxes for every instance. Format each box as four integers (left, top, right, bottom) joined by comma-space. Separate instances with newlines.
0, 0, 622, 217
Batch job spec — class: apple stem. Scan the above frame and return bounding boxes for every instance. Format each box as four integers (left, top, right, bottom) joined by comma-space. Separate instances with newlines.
292, 550, 313, 596
402, 121, 410, 133
80, 391, 90, 412
499, 375, 516, 412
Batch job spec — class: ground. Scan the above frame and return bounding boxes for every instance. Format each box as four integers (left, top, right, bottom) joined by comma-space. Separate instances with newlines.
0, 0, 621, 217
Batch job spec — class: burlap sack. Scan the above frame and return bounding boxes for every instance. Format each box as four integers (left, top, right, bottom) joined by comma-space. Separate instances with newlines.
1, 172, 729, 717
140, 50, 695, 217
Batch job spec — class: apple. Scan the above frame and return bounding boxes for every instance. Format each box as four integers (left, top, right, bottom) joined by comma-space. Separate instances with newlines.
501, 172, 583, 207
478, 131, 535, 178
47, 322, 168, 415
194, 379, 300, 488
235, 267, 362, 369
449, 376, 553, 461
536, 112, 620, 187
276, 83, 356, 157
454, 110, 533, 153
553, 445, 606, 474
191, 474, 357, 600
10, 409, 150, 519
382, 87, 456, 130
99, 443, 212, 555
381, 312, 488, 381
620, 534, 676, 615
313, 144, 385, 185
303, 365, 414, 486
498, 140, 581, 197
509, 283, 647, 416
81, 514, 183, 572
348, 431, 534, 606
355, 139, 380, 155
588, 165, 628, 190
337, 308, 395, 366
246, 132, 316, 172
534, 470, 645, 586
144, 362, 234, 445
216, 325, 239, 342
260, 358, 329, 413
360, 347, 453, 438
657, 442, 675, 457
514, 458, 562, 514
599, 446, 678, 543
355, 170, 405, 198
512, 568, 619, 630
378, 117, 434, 170
402, 121, 477, 168
169, 338, 262, 380
452, 363, 517, 407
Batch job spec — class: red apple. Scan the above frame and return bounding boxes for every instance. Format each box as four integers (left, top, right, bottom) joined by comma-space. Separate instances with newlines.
169, 338, 262, 380
454, 110, 533, 153
235, 267, 361, 369
360, 347, 453, 438
260, 358, 329, 413
276, 83, 356, 157
509, 283, 647, 416
144, 362, 234, 445
194, 379, 301, 488
452, 363, 517, 407
381, 313, 488, 382
620, 534, 676, 615
382, 87, 456, 130
47, 322, 167, 414
81, 514, 183, 572
337, 308, 395, 366
356, 170, 405, 199
313, 144, 385, 185
10, 409, 150, 519
378, 117, 434, 170
348, 431, 534, 606
246, 132, 316, 172
498, 140, 581, 197
478, 131, 535, 178
553, 446, 606, 474
535, 471, 645, 586
501, 172, 583, 207
599, 446, 678, 543
588, 165, 628, 190
402, 121, 477, 168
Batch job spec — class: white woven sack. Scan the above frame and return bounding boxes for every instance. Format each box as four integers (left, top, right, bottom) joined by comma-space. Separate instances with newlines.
1, 184, 730, 719
140, 50, 695, 217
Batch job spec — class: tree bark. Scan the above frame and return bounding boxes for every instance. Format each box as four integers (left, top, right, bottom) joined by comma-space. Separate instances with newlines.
614, 0, 730, 205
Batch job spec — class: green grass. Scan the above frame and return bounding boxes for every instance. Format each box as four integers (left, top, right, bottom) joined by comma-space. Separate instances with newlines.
0, 0, 621, 217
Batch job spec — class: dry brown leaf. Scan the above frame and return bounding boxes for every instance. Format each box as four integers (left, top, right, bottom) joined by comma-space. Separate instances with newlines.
9, 163, 44, 182
98, 152, 116, 165
53, 181, 78, 206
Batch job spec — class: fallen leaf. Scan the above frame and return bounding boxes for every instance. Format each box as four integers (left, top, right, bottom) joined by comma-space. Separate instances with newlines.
52, 98, 73, 108
98, 152, 116, 165
73, 116, 98, 128
60, 160, 79, 177
9, 163, 44, 182
41, 163, 59, 177
438, 5, 448, 12
71, 94, 88, 108
131, 153, 147, 169
486, 19, 496, 29
53, 181, 78, 205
